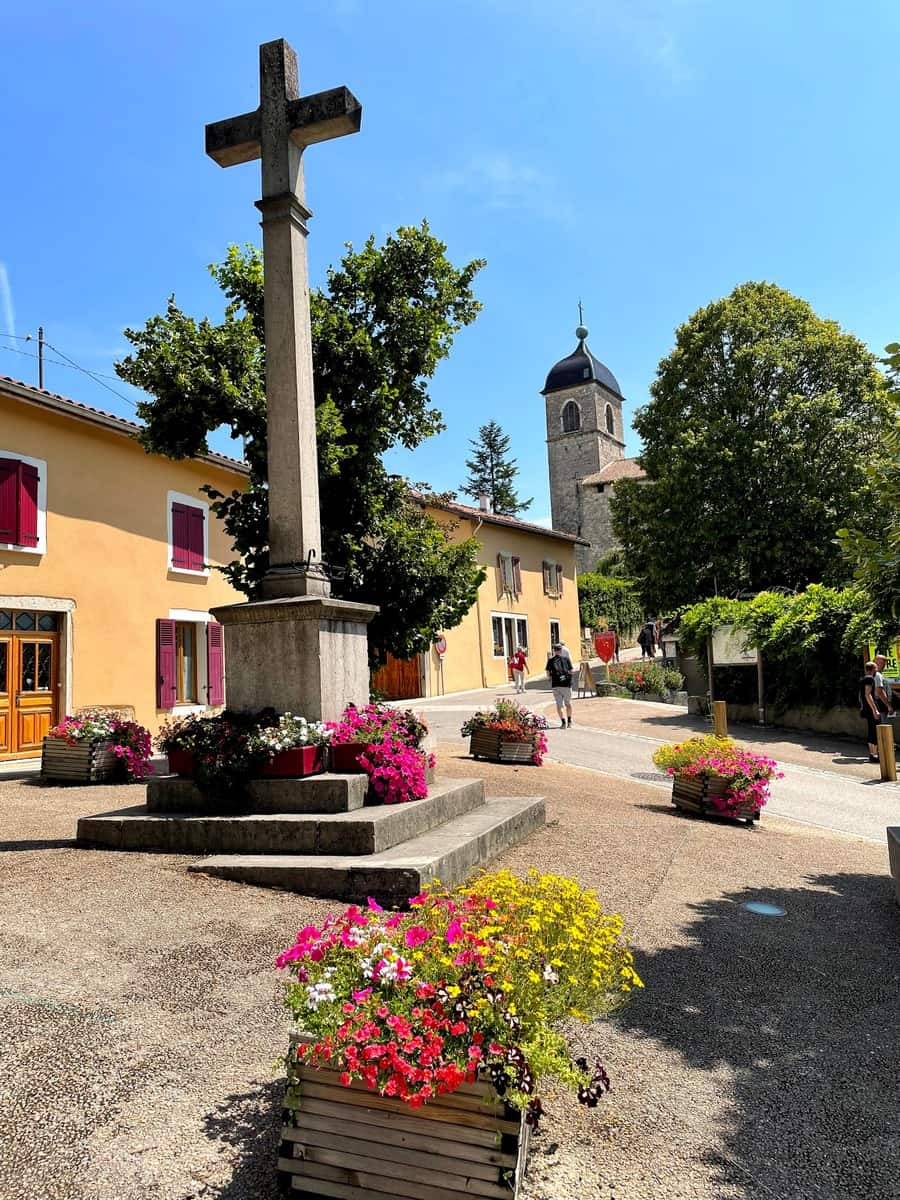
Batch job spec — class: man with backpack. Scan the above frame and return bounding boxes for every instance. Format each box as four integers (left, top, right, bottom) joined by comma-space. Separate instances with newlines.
546, 642, 575, 728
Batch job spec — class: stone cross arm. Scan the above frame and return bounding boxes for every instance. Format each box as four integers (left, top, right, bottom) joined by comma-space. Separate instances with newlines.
206, 86, 362, 168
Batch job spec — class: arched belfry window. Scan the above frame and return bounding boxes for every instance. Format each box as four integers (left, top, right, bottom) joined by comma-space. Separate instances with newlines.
561, 401, 581, 433
605, 404, 615, 435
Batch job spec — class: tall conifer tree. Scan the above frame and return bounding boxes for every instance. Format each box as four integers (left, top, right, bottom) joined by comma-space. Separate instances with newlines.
461, 420, 531, 516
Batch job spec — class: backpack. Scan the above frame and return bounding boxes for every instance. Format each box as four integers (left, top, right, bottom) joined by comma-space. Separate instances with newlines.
548, 654, 572, 687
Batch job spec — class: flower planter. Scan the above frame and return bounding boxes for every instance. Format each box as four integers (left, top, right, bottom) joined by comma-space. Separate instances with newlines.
257, 745, 325, 778
469, 728, 537, 764
41, 736, 120, 783
167, 749, 195, 777
671, 772, 760, 825
280, 1036, 531, 1198
329, 742, 370, 773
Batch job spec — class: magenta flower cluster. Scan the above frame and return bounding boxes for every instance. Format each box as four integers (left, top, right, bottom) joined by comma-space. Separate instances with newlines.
673, 748, 782, 817
358, 738, 434, 805
328, 704, 433, 805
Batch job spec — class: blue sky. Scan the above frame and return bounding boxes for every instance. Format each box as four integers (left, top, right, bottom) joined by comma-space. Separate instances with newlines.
2, 1, 899, 524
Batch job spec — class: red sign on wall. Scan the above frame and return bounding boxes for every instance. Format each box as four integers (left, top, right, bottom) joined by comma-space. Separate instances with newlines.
594, 632, 616, 664
434, 636, 447, 657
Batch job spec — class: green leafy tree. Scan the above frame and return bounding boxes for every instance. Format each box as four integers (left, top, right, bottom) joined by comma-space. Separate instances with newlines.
837, 342, 900, 621
577, 573, 643, 636
611, 281, 889, 610
116, 225, 487, 664
461, 420, 531, 516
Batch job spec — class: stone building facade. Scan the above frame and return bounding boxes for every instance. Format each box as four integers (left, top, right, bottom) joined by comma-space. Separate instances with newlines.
544, 324, 644, 574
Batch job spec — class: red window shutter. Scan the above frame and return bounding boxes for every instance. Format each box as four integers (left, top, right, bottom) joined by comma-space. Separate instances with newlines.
512, 556, 522, 596
187, 506, 205, 571
0, 459, 17, 543
556, 564, 564, 596
171, 503, 190, 569
18, 463, 39, 548
206, 622, 225, 706
156, 619, 177, 710
542, 560, 551, 594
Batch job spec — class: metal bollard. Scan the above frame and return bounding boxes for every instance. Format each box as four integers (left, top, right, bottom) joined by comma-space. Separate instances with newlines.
712, 700, 728, 737
877, 722, 897, 782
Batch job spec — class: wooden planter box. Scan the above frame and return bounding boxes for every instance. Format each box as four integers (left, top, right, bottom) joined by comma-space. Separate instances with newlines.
469, 728, 536, 765
330, 742, 370, 773
258, 745, 325, 778
280, 1037, 530, 1199
672, 772, 760, 825
41, 736, 120, 783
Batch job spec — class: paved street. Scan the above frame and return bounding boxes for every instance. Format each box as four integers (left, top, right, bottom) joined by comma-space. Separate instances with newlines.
414, 684, 900, 844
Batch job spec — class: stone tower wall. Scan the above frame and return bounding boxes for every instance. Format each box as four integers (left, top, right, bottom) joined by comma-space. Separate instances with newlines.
546, 380, 625, 546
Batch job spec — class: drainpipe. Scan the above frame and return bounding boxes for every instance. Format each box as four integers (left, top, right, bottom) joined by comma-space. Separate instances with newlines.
473, 517, 488, 688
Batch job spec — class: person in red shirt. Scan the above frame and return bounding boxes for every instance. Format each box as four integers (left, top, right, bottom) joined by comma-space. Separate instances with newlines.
509, 646, 529, 693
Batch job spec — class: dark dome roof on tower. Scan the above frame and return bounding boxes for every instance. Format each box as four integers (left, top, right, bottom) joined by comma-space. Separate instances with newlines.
542, 326, 623, 397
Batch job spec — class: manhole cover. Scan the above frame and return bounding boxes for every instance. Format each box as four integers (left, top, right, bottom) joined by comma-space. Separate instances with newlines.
740, 901, 786, 917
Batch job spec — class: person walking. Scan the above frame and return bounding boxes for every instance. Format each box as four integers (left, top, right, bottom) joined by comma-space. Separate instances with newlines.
637, 621, 655, 659
509, 646, 528, 693
859, 660, 881, 762
874, 654, 894, 721
546, 642, 574, 728
609, 626, 620, 663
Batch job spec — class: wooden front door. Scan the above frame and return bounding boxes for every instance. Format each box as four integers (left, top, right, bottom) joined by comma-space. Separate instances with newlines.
370, 653, 423, 701
0, 610, 60, 759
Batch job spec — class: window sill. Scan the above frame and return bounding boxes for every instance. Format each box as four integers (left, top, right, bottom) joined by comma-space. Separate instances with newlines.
169, 566, 210, 579
0, 543, 43, 556
171, 702, 211, 715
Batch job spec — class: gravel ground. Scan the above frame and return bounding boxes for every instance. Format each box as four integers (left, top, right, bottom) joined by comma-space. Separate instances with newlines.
1, 755, 897, 1200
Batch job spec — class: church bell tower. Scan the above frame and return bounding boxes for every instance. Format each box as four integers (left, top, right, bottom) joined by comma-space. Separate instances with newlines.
543, 321, 626, 571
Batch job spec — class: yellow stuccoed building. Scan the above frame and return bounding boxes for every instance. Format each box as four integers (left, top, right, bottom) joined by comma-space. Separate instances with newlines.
0, 375, 248, 762
373, 497, 585, 699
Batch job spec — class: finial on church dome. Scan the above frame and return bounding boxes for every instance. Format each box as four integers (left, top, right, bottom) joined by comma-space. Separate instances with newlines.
576, 299, 588, 342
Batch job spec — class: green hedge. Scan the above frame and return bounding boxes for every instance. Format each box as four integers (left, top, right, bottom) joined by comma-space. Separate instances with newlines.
578, 573, 642, 637
678, 586, 892, 711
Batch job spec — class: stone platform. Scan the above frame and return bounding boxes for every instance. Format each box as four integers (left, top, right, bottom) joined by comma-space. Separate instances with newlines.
76, 773, 545, 905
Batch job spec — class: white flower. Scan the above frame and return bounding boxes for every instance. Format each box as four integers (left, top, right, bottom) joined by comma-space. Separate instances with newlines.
542, 964, 559, 984
305, 980, 336, 1010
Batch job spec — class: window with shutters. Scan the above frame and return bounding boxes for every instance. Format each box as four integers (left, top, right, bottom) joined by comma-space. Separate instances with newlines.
542, 559, 564, 598
157, 612, 224, 711
0, 452, 46, 554
167, 491, 209, 576
496, 553, 521, 597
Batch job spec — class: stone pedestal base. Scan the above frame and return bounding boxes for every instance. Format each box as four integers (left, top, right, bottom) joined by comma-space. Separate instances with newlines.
211, 594, 378, 722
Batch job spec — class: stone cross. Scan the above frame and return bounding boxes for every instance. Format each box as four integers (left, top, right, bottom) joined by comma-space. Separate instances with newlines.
206, 39, 361, 597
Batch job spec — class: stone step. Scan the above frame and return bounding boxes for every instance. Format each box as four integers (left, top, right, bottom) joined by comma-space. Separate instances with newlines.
147, 772, 369, 815
186, 795, 546, 905
77, 777, 486, 857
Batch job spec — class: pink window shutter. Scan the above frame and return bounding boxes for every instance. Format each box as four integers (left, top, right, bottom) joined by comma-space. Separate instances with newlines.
156, 619, 177, 710
512, 556, 522, 596
187, 507, 205, 571
171, 503, 191, 569
556, 564, 564, 596
18, 463, 39, 548
0, 459, 18, 543
206, 622, 225, 706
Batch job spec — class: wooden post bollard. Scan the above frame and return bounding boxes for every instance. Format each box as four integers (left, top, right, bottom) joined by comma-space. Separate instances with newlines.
877, 722, 897, 782
712, 700, 728, 737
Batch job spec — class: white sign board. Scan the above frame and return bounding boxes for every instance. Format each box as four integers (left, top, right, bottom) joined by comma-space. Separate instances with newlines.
712, 624, 758, 666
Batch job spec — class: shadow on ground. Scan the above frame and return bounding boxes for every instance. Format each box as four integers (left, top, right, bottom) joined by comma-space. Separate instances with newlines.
615, 871, 900, 1199
202, 1078, 286, 1199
